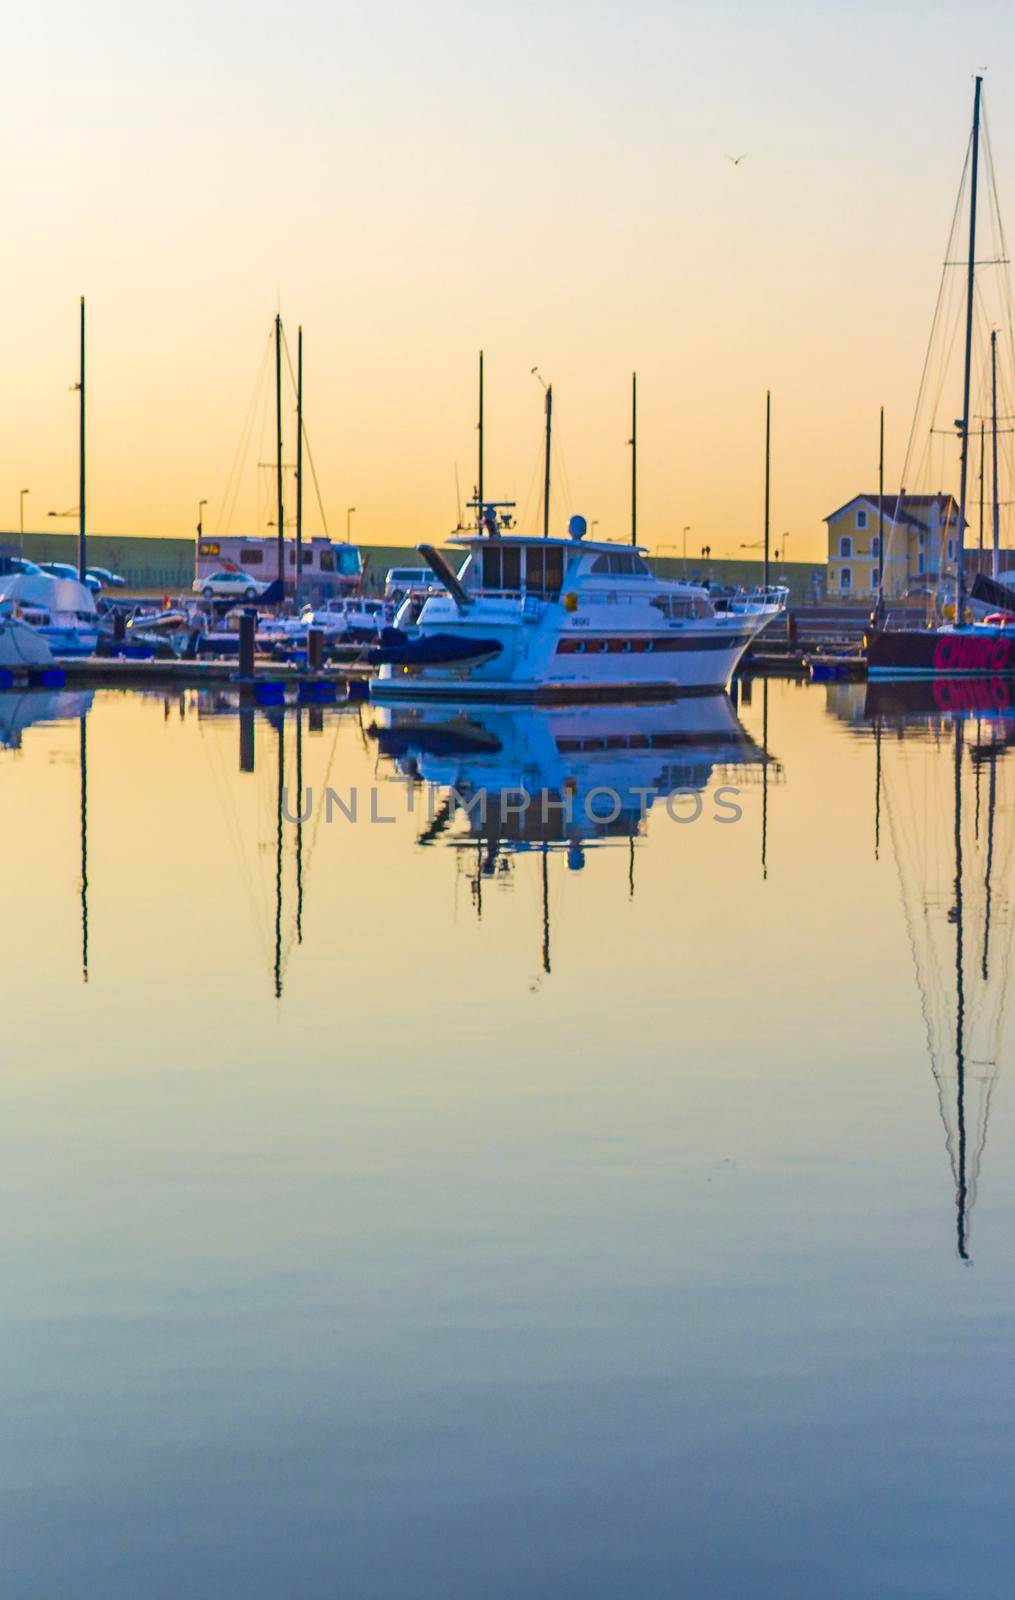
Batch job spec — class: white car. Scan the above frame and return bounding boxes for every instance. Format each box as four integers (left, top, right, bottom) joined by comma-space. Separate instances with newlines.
193, 569, 269, 601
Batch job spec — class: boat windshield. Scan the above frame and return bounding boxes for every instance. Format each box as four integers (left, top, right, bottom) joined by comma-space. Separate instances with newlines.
477, 543, 564, 598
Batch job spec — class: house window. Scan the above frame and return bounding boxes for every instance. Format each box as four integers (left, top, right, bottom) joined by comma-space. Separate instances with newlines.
840, 567, 852, 590
239, 548, 264, 566
918, 532, 926, 547
839, 536, 852, 558
871, 536, 880, 557
198, 540, 220, 558
947, 539, 955, 561
918, 553, 926, 576
856, 509, 868, 530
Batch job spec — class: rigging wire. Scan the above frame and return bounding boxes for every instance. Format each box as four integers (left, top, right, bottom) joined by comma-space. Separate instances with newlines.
218, 333, 273, 537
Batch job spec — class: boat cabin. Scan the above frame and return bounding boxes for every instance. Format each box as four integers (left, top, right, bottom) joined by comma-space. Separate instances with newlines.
450, 534, 656, 600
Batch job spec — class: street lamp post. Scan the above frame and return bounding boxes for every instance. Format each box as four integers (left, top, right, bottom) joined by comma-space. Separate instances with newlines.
198, 499, 208, 542
347, 507, 356, 541
682, 525, 691, 575
19, 489, 29, 550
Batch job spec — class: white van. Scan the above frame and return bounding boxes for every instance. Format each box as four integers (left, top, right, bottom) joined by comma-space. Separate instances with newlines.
384, 566, 436, 600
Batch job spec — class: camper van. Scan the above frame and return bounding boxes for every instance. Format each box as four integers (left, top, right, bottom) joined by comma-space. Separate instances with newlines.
195, 535, 362, 600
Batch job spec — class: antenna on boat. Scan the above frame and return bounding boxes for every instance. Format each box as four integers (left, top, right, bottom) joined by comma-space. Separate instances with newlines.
275, 313, 285, 590
532, 367, 552, 539
955, 75, 984, 626
630, 372, 638, 547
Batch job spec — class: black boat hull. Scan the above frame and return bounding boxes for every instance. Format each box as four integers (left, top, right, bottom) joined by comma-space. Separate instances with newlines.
866, 627, 1015, 677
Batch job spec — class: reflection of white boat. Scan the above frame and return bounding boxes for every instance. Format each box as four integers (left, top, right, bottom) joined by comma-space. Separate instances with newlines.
0, 689, 95, 749
371, 695, 773, 848
0, 611, 54, 667
372, 521, 787, 701
0, 572, 98, 656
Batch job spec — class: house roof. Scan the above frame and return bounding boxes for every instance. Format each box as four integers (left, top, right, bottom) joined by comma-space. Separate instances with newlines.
825, 493, 963, 532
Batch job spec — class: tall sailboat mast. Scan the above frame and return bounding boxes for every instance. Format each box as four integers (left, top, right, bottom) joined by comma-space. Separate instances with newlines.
296, 326, 304, 606
275, 313, 285, 586
955, 75, 984, 625
477, 350, 484, 526
78, 296, 86, 582
543, 383, 553, 539
991, 326, 1000, 579
763, 390, 771, 592
878, 405, 885, 591
630, 372, 638, 547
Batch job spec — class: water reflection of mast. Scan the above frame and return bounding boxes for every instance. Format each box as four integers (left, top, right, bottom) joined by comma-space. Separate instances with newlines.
873, 714, 882, 860
295, 708, 304, 944
274, 714, 284, 999
982, 741, 997, 981
541, 842, 551, 975
79, 714, 89, 983
761, 678, 769, 879
884, 710, 1015, 1259
951, 720, 968, 1261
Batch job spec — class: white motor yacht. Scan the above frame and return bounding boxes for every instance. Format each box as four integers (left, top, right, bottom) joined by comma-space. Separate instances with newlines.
371, 517, 786, 701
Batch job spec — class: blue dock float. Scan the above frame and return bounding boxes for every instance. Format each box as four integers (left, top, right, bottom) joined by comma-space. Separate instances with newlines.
0, 665, 67, 690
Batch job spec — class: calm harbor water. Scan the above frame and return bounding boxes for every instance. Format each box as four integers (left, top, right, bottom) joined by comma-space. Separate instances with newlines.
3, 678, 1015, 1597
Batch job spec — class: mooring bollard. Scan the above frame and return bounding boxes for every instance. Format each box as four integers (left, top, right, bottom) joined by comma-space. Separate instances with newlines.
307, 627, 324, 672
239, 608, 257, 679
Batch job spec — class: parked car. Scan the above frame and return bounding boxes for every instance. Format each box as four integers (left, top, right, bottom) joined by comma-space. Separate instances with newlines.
87, 566, 126, 588
0, 555, 43, 577
40, 561, 102, 593
192, 569, 269, 601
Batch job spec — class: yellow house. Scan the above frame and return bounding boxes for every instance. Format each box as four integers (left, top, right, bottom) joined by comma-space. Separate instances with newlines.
825, 493, 961, 599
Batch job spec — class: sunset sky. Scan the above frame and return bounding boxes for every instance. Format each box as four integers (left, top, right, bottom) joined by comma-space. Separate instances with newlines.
3, 1, 1015, 560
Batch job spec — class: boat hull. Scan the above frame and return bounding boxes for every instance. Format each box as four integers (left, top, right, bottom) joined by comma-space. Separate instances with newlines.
373, 628, 758, 702
867, 626, 1015, 678
0, 616, 55, 667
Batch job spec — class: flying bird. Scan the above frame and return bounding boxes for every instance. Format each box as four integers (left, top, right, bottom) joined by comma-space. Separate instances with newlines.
725, 152, 748, 166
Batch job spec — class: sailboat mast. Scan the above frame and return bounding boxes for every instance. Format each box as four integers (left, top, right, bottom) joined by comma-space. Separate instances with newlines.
630, 371, 638, 548
991, 326, 1000, 579
956, 74, 983, 625
78, 296, 86, 582
543, 383, 553, 540
878, 406, 885, 591
275, 313, 285, 587
979, 422, 985, 554
763, 390, 771, 592
477, 350, 484, 526
296, 326, 303, 606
